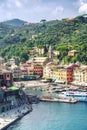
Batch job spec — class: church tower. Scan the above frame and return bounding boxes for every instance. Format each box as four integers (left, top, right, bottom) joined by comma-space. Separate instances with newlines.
48, 45, 53, 59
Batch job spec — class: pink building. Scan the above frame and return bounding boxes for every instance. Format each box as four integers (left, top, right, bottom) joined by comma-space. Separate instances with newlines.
20, 63, 43, 77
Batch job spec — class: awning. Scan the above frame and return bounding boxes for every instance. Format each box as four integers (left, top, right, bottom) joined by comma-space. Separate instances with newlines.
55, 80, 65, 83
8, 86, 19, 91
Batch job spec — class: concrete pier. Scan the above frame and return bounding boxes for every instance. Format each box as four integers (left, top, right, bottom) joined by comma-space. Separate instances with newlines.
0, 104, 32, 130
39, 96, 78, 103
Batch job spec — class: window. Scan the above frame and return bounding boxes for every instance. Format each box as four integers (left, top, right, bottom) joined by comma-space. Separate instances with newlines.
0, 75, 3, 79
6, 74, 10, 78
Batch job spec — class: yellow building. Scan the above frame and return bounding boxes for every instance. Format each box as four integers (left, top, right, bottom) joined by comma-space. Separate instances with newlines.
73, 66, 87, 85
37, 48, 45, 55
68, 50, 79, 56
53, 64, 76, 84
53, 66, 66, 84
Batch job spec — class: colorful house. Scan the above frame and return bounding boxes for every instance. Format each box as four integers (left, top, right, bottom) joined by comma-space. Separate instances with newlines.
73, 65, 87, 85
43, 62, 57, 79
0, 68, 13, 87
53, 64, 79, 84
20, 62, 43, 77
68, 50, 79, 56
10, 64, 21, 81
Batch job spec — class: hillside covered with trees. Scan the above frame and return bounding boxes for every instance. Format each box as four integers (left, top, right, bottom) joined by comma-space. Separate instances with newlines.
0, 14, 87, 64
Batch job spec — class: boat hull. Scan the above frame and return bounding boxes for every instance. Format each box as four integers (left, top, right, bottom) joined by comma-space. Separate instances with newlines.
58, 91, 87, 102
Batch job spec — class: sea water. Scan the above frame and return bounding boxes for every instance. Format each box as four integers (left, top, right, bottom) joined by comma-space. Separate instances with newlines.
8, 102, 87, 130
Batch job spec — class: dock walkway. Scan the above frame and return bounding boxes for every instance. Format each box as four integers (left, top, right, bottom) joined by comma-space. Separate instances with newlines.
39, 97, 78, 103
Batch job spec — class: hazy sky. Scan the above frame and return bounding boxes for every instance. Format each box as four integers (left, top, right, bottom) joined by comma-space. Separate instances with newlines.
0, 0, 87, 22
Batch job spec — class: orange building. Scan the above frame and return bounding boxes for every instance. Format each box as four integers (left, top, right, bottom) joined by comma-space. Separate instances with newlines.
68, 50, 79, 56
66, 67, 73, 83
20, 63, 43, 77
66, 64, 79, 83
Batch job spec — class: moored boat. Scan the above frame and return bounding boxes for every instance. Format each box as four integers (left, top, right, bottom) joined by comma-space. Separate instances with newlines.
58, 91, 87, 102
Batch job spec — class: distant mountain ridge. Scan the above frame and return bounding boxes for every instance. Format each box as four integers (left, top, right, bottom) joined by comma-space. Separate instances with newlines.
1, 19, 27, 26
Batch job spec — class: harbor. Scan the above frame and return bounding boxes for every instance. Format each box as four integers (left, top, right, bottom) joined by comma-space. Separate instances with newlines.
14, 80, 87, 92
0, 79, 87, 130
7, 102, 87, 130
16, 80, 87, 103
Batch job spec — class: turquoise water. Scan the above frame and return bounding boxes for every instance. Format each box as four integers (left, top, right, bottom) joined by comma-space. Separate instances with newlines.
8, 102, 87, 130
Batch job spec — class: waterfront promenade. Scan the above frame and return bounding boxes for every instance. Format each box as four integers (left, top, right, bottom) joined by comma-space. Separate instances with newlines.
0, 104, 32, 130
14, 80, 81, 88
14, 80, 50, 88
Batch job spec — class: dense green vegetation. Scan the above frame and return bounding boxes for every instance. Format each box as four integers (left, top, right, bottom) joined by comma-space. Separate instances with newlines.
0, 14, 87, 64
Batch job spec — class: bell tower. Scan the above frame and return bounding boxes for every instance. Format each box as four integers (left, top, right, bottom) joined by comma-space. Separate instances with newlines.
48, 45, 53, 59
